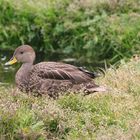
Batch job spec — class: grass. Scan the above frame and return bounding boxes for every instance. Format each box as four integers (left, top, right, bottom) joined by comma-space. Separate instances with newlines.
0, 59, 140, 139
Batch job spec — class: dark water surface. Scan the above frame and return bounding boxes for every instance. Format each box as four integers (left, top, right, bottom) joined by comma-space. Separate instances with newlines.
0, 50, 15, 84
0, 50, 105, 84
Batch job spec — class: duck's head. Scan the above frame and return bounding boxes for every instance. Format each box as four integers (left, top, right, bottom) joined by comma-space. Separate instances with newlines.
5, 45, 36, 65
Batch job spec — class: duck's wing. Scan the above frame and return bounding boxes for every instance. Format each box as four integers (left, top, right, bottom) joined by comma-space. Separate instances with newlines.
31, 62, 93, 84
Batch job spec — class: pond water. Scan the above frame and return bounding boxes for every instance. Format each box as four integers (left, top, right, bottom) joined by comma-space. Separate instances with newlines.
0, 50, 105, 84
0, 51, 15, 84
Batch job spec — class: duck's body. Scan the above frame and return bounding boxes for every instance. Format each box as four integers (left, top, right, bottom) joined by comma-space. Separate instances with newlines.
6, 45, 105, 98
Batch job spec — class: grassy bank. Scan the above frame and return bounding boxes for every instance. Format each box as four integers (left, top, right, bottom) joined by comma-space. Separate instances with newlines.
0, 60, 140, 140
0, 0, 140, 64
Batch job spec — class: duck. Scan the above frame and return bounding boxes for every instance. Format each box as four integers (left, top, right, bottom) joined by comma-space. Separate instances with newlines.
5, 45, 106, 98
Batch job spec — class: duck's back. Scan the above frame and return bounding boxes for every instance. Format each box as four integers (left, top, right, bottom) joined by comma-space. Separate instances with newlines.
30, 62, 94, 84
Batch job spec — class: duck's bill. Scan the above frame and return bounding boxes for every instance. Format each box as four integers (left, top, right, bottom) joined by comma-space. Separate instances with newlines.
5, 56, 17, 66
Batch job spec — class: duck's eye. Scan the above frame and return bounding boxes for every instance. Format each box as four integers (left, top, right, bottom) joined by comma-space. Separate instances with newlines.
20, 51, 24, 54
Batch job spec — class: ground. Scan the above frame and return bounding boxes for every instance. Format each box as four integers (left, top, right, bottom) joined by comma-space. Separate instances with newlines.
0, 60, 140, 140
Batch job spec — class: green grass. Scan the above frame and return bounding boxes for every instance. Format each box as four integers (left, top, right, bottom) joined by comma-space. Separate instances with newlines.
0, 60, 140, 139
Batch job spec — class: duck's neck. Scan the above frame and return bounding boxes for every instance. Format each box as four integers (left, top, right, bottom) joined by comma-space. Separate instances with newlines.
15, 63, 33, 85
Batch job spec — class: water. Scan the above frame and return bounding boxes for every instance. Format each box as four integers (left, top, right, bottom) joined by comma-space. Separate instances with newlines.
0, 51, 16, 84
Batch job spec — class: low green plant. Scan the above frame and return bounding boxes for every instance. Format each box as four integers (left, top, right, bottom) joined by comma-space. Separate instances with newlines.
0, 0, 140, 65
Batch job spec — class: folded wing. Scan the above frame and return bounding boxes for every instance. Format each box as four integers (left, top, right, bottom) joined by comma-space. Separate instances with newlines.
31, 62, 93, 84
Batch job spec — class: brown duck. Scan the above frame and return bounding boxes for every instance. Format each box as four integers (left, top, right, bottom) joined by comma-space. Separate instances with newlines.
5, 45, 106, 98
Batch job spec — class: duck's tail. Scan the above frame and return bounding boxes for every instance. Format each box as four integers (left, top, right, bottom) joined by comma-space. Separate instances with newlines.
78, 67, 101, 79
83, 85, 106, 95
72, 81, 106, 95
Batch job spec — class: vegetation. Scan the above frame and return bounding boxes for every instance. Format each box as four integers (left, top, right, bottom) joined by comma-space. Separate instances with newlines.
0, 60, 140, 139
0, 0, 140, 64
